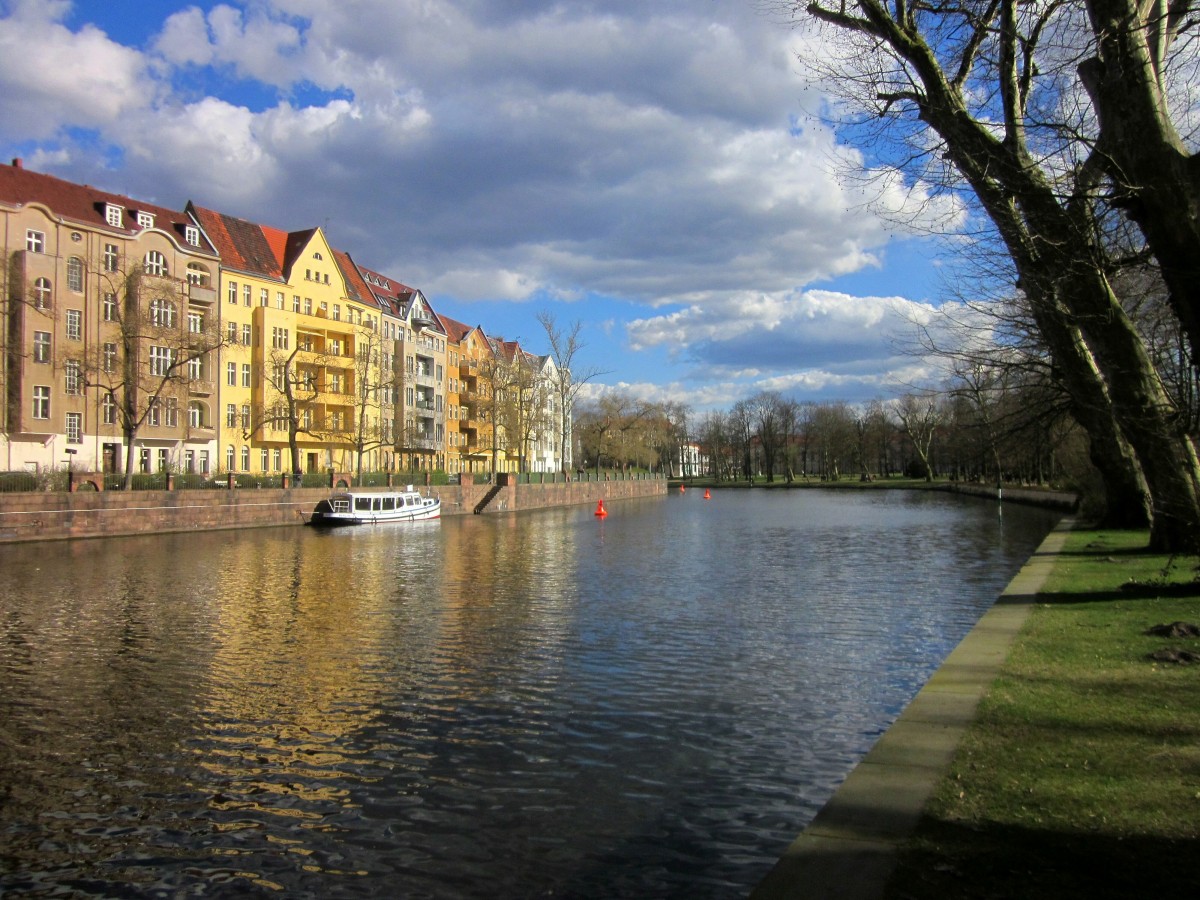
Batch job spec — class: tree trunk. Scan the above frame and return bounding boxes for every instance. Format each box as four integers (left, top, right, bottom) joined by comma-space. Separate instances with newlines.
1080, 0, 1200, 367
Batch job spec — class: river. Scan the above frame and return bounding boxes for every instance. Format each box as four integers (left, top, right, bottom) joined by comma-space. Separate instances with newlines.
0, 488, 1058, 898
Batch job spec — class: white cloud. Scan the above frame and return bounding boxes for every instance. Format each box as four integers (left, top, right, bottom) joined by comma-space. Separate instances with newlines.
0, 1, 151, 140
0, 0, 972, 406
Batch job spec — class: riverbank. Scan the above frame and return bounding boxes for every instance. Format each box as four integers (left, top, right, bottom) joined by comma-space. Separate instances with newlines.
670, 477, 1078, 513
0, 475, 667, 543
751, 520, 1200, 899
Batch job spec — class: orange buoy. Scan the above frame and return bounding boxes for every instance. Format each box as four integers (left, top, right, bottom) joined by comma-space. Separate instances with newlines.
595, 499, 608, 517
679, 484, 685, 493
704, 488, 711, 500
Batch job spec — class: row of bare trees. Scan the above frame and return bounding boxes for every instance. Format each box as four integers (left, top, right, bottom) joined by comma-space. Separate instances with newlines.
777, 1, 1200, 551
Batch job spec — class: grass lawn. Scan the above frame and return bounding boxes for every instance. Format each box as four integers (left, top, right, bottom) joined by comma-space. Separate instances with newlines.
885, 528, 1200, 899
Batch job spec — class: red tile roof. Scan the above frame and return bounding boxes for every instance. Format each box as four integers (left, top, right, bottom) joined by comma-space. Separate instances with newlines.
188, 203, 284, 279
1, 161, 217, 255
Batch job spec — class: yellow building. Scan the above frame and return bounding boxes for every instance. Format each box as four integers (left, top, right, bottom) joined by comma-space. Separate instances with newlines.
188, 206, 387, 476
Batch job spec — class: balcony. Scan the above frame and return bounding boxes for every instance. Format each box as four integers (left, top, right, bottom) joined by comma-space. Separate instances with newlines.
188, 379, 216, 396
188, 284, 217, 305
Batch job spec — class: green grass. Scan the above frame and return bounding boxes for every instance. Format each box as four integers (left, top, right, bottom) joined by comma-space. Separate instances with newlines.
885, 528, 1200, 900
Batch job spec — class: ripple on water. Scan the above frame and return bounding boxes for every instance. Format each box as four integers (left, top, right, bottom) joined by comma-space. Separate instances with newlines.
0, 492, 1057, 897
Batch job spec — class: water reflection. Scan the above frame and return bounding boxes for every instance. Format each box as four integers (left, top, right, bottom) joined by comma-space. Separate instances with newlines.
0, 490, 1057, 897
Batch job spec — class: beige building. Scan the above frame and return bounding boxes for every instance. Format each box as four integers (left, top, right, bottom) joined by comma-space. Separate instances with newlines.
2, 160, 222, 477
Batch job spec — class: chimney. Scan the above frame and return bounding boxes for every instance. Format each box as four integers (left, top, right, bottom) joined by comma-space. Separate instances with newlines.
12, 158, 23, 169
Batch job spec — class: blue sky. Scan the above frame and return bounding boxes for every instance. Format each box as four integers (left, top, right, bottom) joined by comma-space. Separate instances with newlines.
0, 0, 963, 412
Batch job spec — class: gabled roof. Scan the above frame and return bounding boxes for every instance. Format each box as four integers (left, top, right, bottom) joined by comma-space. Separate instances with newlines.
188, 203, 284, 279
332, 249, 374, 306
1, 160, 217, 255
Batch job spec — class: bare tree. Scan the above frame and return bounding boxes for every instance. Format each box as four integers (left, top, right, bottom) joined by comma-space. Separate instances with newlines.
79, 267, 228, 489
787, 1, 1200, 550
537, 311, 608, 473
894, 394, 941, 483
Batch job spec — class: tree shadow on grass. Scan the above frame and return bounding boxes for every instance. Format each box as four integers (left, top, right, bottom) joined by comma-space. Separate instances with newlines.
885, 816, 1199, 900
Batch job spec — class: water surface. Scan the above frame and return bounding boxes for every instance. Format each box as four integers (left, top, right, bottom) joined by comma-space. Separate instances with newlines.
0, 489, 1057, 897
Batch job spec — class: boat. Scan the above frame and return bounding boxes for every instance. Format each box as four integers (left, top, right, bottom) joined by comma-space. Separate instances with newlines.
308, 486, 441, 526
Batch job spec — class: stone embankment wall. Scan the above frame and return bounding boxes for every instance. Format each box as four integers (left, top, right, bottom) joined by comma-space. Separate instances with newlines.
0, 477, 667, 544
939, 482, 1078, 511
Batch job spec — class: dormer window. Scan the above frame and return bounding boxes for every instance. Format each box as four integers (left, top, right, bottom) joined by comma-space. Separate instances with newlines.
185, 225, 200, 246
105, 204, 123, 228
137, 211, 154, 229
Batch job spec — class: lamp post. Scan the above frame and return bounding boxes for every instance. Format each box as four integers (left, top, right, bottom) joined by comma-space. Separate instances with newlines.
64, 448, 77, 492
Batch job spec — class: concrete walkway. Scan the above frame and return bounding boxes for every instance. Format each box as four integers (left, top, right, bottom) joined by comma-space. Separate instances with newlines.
750, 519, 1073, 900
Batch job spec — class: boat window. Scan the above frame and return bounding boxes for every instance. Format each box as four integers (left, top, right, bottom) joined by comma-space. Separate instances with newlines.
382, 497, 395, 510
355, 497, 371, 511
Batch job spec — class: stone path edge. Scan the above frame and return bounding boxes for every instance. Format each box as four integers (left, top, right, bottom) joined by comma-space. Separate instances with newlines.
749, 517, 1074, 900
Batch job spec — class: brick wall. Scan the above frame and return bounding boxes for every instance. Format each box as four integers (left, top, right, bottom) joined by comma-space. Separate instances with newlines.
0, 478, 668, 544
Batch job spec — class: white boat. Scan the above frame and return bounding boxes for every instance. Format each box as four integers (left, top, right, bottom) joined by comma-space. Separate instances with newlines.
308, 486, 441, 526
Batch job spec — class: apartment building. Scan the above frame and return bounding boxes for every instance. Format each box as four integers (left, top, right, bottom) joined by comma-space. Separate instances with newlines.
348, 261, 451, 473
2, 163, 573, 480
1, 160, 222, 476
189, 206, 390, 475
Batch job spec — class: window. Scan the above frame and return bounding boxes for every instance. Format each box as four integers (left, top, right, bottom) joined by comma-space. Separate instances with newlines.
188, 311, 203, 333
186, 262, 210, 285
67, 257, 83, 292
157, 448, 168, 472
276, 292, 285, 309
137, 211, 154, 229
103, 343, 117, 373
188, 401, 205, 429
66, 412, 82, 444
105, 204, 123, 228
164, 397, 179, 428
185, 225, 200, 246
33, 277, 52, 310
66, 309, 82, 341
241, 364, 251, 387
33, 331, 50, 363
242, 324, 252, 345
333, 304, 341, 321
148, 399, 160, 427
313, 252, 323, 261
226, 362, 236, 386
227, 321, 238, 342
260, 288, 269, 307
144, 250, 167, 276
304, 298, 312, 315
141, 448, 151, 473
272, 448, 281, 470
26, 230, 45, 253
149, 345, 173, 376
103, 292, 117, 321
184, 449, 194, 473
65, 360, 82, 394
240, 404, 250, 429
293, 294, 301, 312
226, 404, 237, 427
241, 446, 250, 471
102, 394, 116, 425
32, 385, 50, 419
199, 450, 209, 474
150, 299, 176, 328
243, 284, 251, 307
103, 243, 120, 273
272, 327, 289, 349
226, 446, 235, 472
188, 356, 203, 380
261, 449, 269, 470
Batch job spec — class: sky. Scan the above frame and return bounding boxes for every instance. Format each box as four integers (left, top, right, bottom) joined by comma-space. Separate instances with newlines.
0, 0, 966, 413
